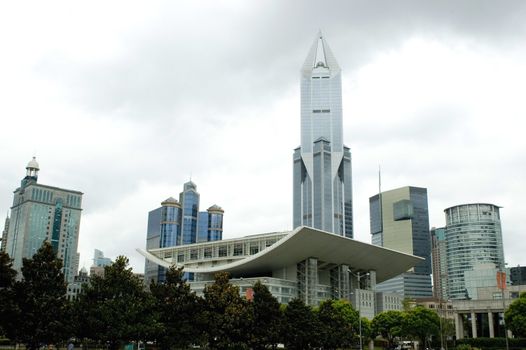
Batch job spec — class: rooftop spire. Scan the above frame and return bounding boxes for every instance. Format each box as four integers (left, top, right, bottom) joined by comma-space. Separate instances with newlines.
302, 31, 340, 74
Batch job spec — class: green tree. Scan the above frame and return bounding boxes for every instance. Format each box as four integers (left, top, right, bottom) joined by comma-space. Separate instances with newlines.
372, 310, 404, 348
505, 291, 526, 337
282, 298, 320, 350
150, 266, 203, 349
316, 299, 354, 349
7, 241, 69, 350
248, 281, 282, 350
360, 316, 373, 346
72, 256, 160, 350
402, 306, 440, 348
0, 251, 17, 337
202, 272, 252, 349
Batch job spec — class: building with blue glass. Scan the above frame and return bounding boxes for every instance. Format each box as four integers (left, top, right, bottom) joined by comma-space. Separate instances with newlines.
369, 186, 433, 298
293, 32, 353, 238
444, 203, 505, 300
144, 181, 224, 284
4, 157, 83, 283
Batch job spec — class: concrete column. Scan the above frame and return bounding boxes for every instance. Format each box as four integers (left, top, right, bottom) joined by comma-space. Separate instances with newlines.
455, 313, 464, 339
471, 311, 477, 339
369, 270, 377, 290
488, 312, 495, 338
369, 339, 374, 350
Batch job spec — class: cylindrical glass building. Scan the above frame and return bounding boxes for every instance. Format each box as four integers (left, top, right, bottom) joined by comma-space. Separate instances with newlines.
207, 204, 224, 241
445, 203, 505, 300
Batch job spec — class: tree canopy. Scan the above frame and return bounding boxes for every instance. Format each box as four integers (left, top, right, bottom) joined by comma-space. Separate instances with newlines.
0, 251, 17, 337
150, 266, 203, 349
282, 298, 320, 350
372, 310, 405, 348
505, 291, 526, 337
249, 280, 282, 350
202, 272, 253, 349
72, 255, 160, 350
402, 306, 440, 348
7, 241, 69, 350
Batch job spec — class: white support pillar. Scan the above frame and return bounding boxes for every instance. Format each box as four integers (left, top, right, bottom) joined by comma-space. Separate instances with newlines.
488, 312, 495, 338
455, 313, 464, 339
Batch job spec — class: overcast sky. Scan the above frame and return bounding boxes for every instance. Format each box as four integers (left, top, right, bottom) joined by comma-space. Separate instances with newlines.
1, 1, 525, 273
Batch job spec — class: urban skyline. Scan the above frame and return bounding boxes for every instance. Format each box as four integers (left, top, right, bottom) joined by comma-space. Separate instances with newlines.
1, 1, 525, 272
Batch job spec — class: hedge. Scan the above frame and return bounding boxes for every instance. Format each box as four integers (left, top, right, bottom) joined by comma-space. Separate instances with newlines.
457, 337, 526, 349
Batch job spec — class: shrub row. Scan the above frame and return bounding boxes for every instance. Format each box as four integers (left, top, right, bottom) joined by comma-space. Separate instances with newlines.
457, 337, 526, 349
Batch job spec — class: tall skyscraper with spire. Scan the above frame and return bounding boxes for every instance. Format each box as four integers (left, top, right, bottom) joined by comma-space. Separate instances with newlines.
293, 32, 353, 238
5, 157, 83, 283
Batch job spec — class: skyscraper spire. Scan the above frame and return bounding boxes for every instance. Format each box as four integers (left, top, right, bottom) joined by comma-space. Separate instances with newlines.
302, 31, 341, 74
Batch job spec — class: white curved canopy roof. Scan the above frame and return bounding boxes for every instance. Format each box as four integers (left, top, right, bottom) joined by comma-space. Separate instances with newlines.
138, 226, 423, 283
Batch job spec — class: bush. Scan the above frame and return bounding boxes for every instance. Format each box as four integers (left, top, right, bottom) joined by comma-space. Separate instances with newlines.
455, 344, 472, 350
457, 337, 526, 349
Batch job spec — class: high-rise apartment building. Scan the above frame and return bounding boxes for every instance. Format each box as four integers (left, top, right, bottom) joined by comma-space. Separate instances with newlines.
445, 203, 505, 300
5, 158, 83, 283
0, 215, 9, 251
293, 32, 353, 238
430, 227, 448, 299
369, 186, 432, 298
144, 181, 224, 284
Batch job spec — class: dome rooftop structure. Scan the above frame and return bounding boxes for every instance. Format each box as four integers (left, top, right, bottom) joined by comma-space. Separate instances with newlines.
26, 156, 39, 170
23, 156, 40, 184
161, 197, 181, 206
208, 204, 224, 212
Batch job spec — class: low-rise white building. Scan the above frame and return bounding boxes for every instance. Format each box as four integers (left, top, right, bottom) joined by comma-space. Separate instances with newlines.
139, 226, 422, 317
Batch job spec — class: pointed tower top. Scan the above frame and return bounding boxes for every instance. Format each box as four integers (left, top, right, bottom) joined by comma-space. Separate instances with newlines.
183, 180, 197, 191
302, 31, 340, 75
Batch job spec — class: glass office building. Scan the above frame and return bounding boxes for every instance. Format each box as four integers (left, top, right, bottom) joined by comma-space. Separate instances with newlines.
445, 203, 505, 300
5, 157, 83, 283
369, 186, 432, 298
293, 32, 353, 238
431, 227, 448, 300
144, 181, 224, 284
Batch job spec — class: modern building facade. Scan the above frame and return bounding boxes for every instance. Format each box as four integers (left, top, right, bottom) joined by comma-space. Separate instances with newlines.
431, 227, 448, 300
0, 215, 9, 251
90, 249, 112, 277
5, 158, 83, 283
144, 181, 224, 284
444, 203, 505, 300
369, 186, 432, 298
139, 226, 423, 315
510, 265, 526, 286
293, 32, 353, 238
93, 248, 112, 267
451, 284, 526, 339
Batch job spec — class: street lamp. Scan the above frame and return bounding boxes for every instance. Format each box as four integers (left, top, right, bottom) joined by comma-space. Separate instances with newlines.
497, 267, 509, 350
348, 269, 369, 350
